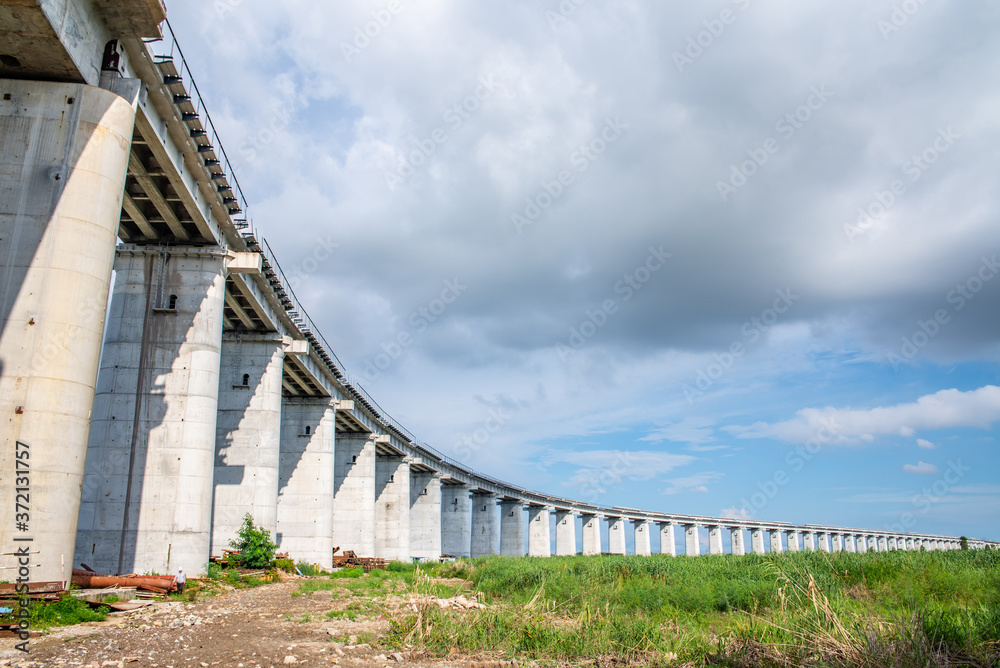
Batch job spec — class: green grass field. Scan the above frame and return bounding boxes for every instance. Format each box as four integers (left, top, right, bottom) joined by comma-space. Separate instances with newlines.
382, 550, 1000, 667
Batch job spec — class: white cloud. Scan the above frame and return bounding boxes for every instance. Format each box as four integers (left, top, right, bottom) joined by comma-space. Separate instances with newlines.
917, 439, 936, 450
904, 461, 939, 475
641, 417, 717, 445
725, 386, 1000, 445
720, 506, 752, 520
663, 472, 722, 495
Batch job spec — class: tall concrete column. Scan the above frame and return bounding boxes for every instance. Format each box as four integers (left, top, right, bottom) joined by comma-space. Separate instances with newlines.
275, 398, 336, 568
787, 531, 801, 552
878, 536, 887, 552
845, 535, 856, 553
375, 455, 410, 562
499, 498, 524, 557
633, 520, 651, 556
440, 483, 470, 558
818, 532, 831, 553
803, 532, 816, 551
332, 433, 376, 557
555, 510, 576, 556
582, 514, 602, 555
211, 336, 285, 559
730, 527, 746, 556
77, 246, 229, 576
868, 536, 878, 552
684, 524, 700, 557
528, 505, 551, 557
470, 491, 497, 557
887, 536, 897, 551
2, 80, 139, 584
751, 528, 766, 555
409, 471, 442, 561
659, 522, 677, 557
856, 535, 867, 553
830, 534, 842, 552
708, 525, 724, 555
608, 517, 626, 554
905, 537, 913, 551
769, 529, 784, 554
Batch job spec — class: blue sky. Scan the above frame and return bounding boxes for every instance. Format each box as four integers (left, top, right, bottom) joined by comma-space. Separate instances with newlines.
165, 0, 999, 542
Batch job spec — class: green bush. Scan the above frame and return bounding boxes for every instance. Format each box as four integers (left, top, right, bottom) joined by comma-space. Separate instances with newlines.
329, 566, 364, 579
228, 513, 277, 569
274, 558, 295, 573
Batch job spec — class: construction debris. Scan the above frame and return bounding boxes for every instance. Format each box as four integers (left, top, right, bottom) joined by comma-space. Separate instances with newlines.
72, 568, 176, 594
331, 550, 387, 572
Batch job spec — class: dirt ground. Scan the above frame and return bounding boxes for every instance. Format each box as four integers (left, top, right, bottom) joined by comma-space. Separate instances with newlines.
0, 581, 517, 668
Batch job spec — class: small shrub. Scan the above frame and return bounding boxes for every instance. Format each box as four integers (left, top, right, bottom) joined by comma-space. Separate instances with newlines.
228, 513, 277, 569
275, 558, 295, 573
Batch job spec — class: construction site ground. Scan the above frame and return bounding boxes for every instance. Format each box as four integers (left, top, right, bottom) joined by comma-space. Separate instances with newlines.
0, 577, 515, 668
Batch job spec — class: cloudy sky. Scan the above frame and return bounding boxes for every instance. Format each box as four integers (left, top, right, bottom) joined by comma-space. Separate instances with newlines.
166, 0, 999, 542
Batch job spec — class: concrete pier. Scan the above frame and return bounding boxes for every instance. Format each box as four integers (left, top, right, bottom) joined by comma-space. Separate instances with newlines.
769, 529, 784, 554
77, 246, 229, 576
634, 520, 652, 556
730, 527, 746, 556
684, 524, 700, 557
877, 536, 887, 552
831, 533, 843, 552
845, 535, 856, 553
803, 532, 816, 551
332, 434, 376, 557
818, 532, 831, 553
659, 522, 677, 556
374, 456, 410, 561
409, 471, 442, 561
751, 528, 766, 555
708, 525, 724, 555
470, 491, 498, 557
788, 531, 801, 552
528, 505, 551, 557
608, 517, 626, 554
441, 483, 470, 557
582, 514, 602, 555
555, 510, 576, 556
499, 498, 525, 556
2, 80, 139, 584
275, 398, 335, 568
211, 336, 284, 558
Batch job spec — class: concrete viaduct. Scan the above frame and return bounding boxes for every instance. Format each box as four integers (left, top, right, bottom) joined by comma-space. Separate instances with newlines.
1, 1, 996, 584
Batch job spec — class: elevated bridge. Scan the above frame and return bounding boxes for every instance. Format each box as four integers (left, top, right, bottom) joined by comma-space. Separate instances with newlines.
0, 0, 995, 584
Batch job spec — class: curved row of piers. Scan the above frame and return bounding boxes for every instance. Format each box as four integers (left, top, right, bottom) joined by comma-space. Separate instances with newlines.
0, 1, 996, 587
